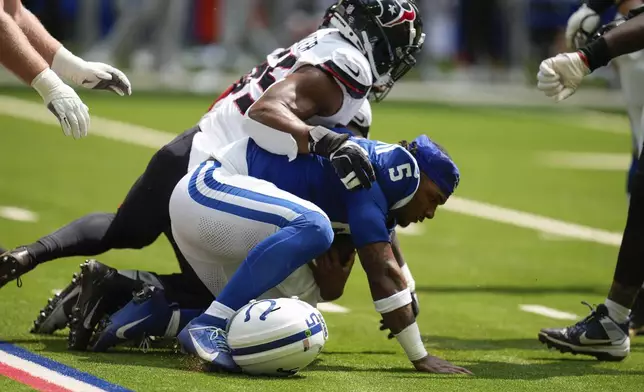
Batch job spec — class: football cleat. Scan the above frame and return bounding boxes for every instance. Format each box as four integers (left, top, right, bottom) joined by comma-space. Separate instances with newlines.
177, 314, 240, 372
68, 260, 118, 351
31, 272, 81, 334
91, 285, 173, 352
538, 302, 630, 361
0, 247, 35, 288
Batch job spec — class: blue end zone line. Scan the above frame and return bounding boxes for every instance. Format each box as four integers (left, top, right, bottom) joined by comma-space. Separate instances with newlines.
0, 341, 132, 392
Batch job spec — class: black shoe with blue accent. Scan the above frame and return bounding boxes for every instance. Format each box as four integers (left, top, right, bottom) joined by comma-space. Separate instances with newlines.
538, 302, 630, 361
92, 285, 173, 352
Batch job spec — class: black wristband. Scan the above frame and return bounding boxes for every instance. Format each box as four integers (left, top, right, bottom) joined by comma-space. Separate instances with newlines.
587, 0, 617, 13
580, 36, 612, 71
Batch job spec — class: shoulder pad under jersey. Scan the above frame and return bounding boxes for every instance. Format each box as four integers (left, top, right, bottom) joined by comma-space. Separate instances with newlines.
293, 29, 372, 100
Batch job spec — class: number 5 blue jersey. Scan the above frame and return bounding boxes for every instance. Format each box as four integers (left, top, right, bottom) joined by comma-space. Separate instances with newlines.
218, 136, 420, 248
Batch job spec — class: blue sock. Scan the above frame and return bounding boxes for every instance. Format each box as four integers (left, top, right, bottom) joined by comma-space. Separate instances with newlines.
216, 211, 333, 312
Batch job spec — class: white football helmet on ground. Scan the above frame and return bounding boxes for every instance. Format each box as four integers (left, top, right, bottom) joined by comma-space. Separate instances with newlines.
227, 297, 329, 376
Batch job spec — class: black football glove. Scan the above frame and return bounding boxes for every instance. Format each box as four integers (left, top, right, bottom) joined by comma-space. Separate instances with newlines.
379, 291, 420, 339
309, 126, 376, 191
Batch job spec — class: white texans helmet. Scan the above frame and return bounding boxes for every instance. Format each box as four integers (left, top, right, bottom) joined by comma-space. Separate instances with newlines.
227, 297, 329, 376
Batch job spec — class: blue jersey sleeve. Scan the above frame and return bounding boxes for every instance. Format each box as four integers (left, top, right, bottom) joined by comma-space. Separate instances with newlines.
346, 182, 391, 248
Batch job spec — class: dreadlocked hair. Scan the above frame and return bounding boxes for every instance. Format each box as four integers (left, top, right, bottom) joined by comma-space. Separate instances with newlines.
399, 139, 452, 159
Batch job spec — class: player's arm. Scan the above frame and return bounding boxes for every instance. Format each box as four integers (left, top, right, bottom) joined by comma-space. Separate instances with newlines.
0, 4, 89, 139
0, 6, 47, 84
245, 66, 375, 190
247, 65, 342, 154
538, 7, 644, 102
391, 231, 419, 309
309, 235, 356, 301
358, 243, 470, 374
4, 0, 130, 95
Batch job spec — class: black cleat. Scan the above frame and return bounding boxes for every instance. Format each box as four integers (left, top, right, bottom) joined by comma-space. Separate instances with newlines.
538, 302, 630, 361
31, 272, 81, 334
68, 260, 118, 351
0, 248, 35, 288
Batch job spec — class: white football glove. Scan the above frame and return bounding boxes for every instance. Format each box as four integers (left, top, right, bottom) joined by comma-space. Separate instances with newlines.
31, 68, 90, 139
52, 47, 132, 96
565, 4, 601, 50
537, 52, 590, 102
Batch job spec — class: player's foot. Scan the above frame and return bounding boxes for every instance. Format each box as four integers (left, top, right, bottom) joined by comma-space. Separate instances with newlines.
177, 315, 240, 372
538, 302, 630, 361
629, 290, 644, 338
91, 284, 173, 352
68, 260, 117, 351
31, 272, 81, 334
0, 247, 35, 288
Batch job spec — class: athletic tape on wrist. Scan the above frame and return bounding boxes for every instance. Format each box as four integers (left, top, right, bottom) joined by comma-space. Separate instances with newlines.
400, 263, 416, 293
374, 288, 412, 314
395, 322, 428, 361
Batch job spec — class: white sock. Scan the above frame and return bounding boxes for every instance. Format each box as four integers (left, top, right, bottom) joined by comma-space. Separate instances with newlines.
205, 301, 235, 321
604, 298, 630, 324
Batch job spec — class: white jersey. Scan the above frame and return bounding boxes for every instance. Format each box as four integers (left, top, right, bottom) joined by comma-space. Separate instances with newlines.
612, 13, 644, 155
189, 29, 372, 169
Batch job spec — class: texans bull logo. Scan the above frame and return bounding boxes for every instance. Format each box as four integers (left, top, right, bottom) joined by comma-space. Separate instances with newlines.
375, 0, 416, 27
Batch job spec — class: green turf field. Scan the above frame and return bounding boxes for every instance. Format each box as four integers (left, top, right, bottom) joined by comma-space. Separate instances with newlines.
0, 88, 642, 391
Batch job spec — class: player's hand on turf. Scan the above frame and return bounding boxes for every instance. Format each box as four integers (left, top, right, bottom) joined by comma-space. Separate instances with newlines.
379, 292, 419, 339
32, 69, 90, 139
564, 4, 599, 50
309, 126, 376, 191
412, 355, 473, 375
537, 52, 590, 102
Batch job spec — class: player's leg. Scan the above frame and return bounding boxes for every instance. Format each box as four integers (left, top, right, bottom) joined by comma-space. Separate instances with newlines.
539, 148, 644, 361
171, 160, 333, 371
0, 127, 200, 288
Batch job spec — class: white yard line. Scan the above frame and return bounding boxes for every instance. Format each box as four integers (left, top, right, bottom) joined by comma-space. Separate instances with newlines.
539, 151, 631, 171
0, 95, 624, 247
0, 206, 38, 222
519, 305, 580, 320
444, 197, 622, 247
317, 302, 351, 313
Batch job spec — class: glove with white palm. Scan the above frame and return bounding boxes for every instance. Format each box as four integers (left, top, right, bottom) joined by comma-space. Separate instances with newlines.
31, 68, 90, 139
565, 3, 601, 50
537, 52, 590, 102
52, 47, 132, 96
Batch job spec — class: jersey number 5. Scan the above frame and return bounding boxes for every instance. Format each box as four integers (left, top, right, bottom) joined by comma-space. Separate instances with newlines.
389, 163, 413, 182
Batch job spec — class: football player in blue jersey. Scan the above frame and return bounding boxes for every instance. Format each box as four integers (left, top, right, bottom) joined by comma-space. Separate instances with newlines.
0, 0, 423, 298
27, 109, 372, 347
167, 132, 468, 375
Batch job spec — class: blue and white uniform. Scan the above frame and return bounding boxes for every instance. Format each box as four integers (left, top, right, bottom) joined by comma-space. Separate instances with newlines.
170, 136, 422, 307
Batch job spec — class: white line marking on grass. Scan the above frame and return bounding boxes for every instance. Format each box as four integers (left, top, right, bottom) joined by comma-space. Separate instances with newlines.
444, 197, 622, 247
0, 95, 174, 149
0, 95, 625, 248
317, 302, 350, 313
0, 206, 38, 222
0, 351, 106, 392
395, 224, 424, 236
539, 151, 630, 171
519, 305, 580, 320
